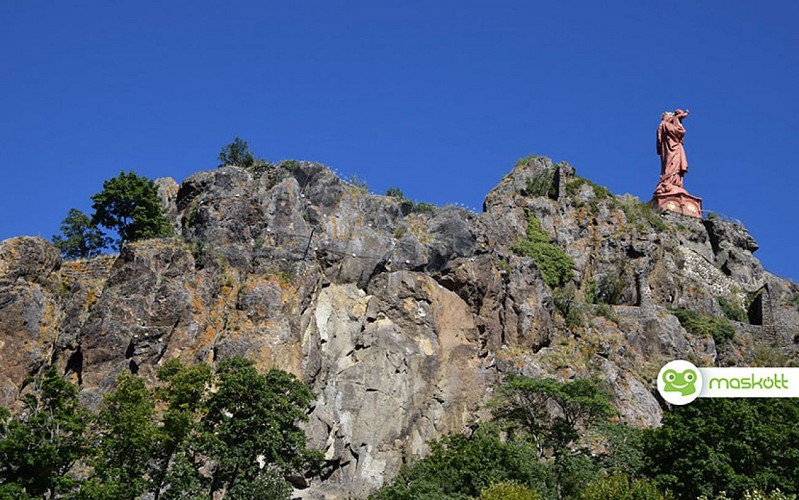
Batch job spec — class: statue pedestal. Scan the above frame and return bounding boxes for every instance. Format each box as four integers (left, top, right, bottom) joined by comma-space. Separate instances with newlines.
651, 191, 703, 218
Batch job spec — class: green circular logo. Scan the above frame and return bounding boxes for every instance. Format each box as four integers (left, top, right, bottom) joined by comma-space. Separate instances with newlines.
657, 360, 701, 405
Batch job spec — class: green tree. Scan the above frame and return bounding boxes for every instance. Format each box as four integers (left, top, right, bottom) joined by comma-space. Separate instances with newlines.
494, 377, 614, 459
579, 473, 669, 500
157, 450, 205, 500
599, 423, 646, 477
226, 466, 293, 500
375, 425, 553, 500
151, 359, 212, 499
492, 376, 614, 498
480, 481, 543, 500
699, 491, 798, 500
90, 170, 172, 246
645, 399, 799, 499
385, 187, 405, 199
83, 372, 159, 499
0, 359, 319, 499
218, 136, 255, 168
217, 137, 276, 179
0, 366, 89, 498
52, 208, 110, 259
197, 357, 319, 497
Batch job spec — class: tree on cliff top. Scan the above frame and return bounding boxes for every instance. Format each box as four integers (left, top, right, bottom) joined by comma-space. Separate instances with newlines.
52, 208, 110, 259
217, 137, 275, 181
218, 136, 256, 169
90, 170, 172, 246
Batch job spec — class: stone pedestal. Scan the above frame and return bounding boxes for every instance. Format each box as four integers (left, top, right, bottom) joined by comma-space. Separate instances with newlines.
651, 191, 703, 218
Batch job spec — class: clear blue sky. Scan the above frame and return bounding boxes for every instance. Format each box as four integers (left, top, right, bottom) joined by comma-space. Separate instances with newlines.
2, 2, 797, 280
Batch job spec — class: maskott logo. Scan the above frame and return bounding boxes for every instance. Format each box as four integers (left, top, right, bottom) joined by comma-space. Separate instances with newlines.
662, 367, 698, 396
657, 360, 702, 405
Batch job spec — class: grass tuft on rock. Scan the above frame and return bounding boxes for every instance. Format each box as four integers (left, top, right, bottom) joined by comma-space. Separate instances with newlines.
512, 215, 574, 288
671, 308, 735, 345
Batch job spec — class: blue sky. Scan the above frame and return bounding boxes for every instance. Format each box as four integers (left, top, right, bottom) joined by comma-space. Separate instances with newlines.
1, 1, 798, 280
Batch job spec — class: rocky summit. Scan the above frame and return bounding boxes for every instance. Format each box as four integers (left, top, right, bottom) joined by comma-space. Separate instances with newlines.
1, 156, 797, 498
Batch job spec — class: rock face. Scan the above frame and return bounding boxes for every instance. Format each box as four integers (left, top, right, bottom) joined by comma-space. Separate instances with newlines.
1, 157, 798, 497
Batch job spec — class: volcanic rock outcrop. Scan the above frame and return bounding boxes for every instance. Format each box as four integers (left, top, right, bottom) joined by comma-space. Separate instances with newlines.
1, 156, 797, 497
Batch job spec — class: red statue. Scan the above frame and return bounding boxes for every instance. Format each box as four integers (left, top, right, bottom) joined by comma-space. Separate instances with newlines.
651, 108, 702, 217
655, 109, 689, 195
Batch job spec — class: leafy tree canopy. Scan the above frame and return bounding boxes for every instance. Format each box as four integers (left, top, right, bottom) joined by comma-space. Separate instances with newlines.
491, 376, 615, 498
0, 366, 88, 498
52, 208, 110, 259
493, 376, 614, 457
375, 425, 553, 500
578, 473, 668, 500
90, 170, 172, 245
198, 357, 320, 497
218, 136, 256, 168
84, 372, 159, 500
645, 399, 799, 499
480, 481, 544, 500
0, 358, 319, 500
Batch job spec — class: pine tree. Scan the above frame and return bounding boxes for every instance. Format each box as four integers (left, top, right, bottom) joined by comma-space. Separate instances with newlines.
91, 171, 172, 246
52, 208, 110, 259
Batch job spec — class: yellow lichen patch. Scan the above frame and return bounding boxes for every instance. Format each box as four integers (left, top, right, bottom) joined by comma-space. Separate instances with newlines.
350, 300, 368, 319
328, 215, 340, 239
496, 346, 532, 370
0, 243, 19, 263
278, 282, 299, 307
187, 270, 242, 361
394, 214, 432, 244
539, 341, 586, 371
40, 297, 62, 360
498, 345, 532, 359
401, 297, 417, 316
591, 225, 601, 249
271, 271, 295, 290
85, 288, 98, 308
59, 255, 117, 289
163, 181, 179, 198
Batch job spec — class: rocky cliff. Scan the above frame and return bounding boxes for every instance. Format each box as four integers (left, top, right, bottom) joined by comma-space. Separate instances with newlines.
1, 156, 797, 498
